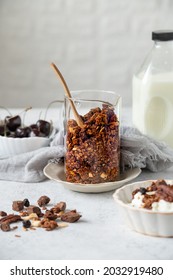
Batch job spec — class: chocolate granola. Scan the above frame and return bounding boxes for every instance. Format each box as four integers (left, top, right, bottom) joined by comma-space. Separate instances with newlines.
44, 210, 57, 220
132, 180, 173, 209
66, 105, 120, 184
40, 219, 58, 231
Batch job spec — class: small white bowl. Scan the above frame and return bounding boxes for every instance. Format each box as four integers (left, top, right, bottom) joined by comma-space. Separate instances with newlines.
113, 180, 173, 237
0, 135, 50, 157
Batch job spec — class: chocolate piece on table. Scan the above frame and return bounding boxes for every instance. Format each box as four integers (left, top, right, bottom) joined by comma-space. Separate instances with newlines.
50, 206, 60, 214
61, 210, 81, 223
37, 196, 50, 207
44, 210, 57, 220
12, 201, 24, 212
27, 205, 42, 216
56, 202, 66, 211
0, 211, 7, 217
40, 219, 58, 231
1, 223, 11, 232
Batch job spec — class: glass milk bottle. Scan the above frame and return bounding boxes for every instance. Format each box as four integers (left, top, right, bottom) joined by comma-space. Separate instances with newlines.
132, 30, 173, 148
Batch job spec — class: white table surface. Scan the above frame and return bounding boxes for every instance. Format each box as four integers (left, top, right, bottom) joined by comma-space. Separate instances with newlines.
0, 107, 173, 260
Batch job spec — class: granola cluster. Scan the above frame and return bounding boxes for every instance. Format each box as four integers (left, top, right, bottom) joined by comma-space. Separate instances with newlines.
132, 180, 173, 209
66, 105, 120, 184
0, 196, 81, 234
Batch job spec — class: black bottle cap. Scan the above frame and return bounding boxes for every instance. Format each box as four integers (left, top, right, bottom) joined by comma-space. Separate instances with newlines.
152, 30, 173, 41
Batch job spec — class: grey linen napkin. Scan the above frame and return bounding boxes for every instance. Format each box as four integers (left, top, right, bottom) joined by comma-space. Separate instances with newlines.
0, 129, 65, 183
0, 146, 64, 183
0, 126, 173, 183
120, 126, 173, 172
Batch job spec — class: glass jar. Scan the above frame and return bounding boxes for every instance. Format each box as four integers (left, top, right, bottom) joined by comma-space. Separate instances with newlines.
64, 90, 121, 184
132, 30, 173, 148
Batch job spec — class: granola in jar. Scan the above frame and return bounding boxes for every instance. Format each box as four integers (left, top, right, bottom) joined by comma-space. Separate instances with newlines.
65, 104, 120, 184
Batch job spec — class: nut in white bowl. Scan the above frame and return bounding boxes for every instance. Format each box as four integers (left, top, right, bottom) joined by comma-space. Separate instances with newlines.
0, 135, 51, 158
113, 180, 173, 237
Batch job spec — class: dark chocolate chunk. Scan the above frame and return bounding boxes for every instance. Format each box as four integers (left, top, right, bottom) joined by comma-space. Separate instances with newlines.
27, 205, 42, 216
56, 202, 66, 211
50, 206, 61, 214
50, 202, 66, 214
61, 210, 81, 223
37, 196, 50, 207
0, 211, 7, 217
12, 201, 24, 212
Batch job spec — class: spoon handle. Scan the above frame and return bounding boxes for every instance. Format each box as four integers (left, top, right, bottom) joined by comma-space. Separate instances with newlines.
51, 63, 84, 128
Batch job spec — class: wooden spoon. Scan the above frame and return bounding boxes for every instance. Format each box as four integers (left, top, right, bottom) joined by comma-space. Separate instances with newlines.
51, 63, 84, 128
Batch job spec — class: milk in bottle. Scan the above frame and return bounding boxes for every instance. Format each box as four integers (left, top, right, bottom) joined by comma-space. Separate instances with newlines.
132, 30, 173, 148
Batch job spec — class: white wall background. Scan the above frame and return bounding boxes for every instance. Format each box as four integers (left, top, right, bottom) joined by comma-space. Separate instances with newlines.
0, 0, 173, 108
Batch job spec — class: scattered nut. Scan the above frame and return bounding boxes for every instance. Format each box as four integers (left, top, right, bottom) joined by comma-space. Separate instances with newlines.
58, 222, 69, 228
44, 210, 57, 220
22, 213, 38, 221
19, 211, 28, 217
31, 220, 41, 227
30, 227, 36, 230
0, 214, 22, 225
100, 172, 107, 179
56, 211, 65, 218
12, 226, 18, 231
1, 197, 82, 234
41, 219, 58, 231
50, 206, 61, 214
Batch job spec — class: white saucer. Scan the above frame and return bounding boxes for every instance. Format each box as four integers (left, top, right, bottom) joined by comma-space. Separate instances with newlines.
43, 163, 141, 193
